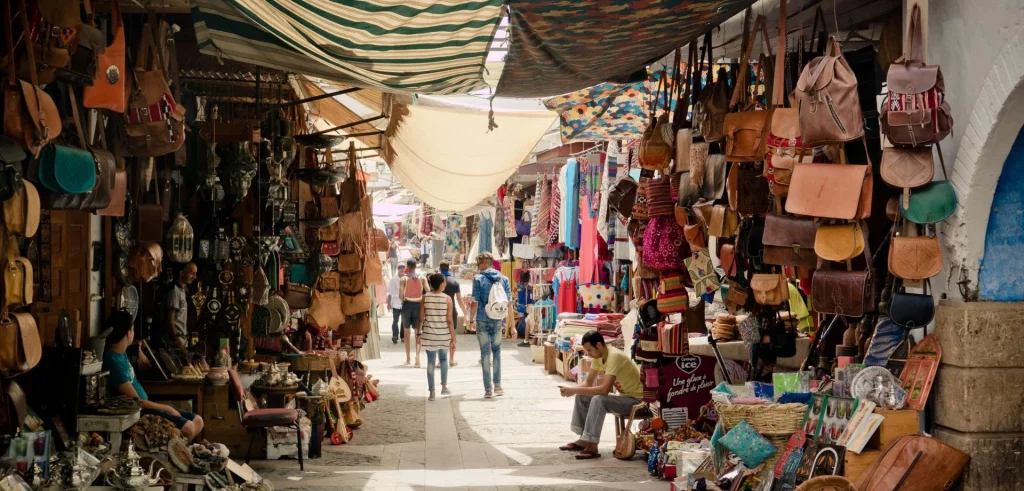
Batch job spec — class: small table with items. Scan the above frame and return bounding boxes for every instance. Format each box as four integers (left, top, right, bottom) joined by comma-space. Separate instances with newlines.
77, 410, 140, 452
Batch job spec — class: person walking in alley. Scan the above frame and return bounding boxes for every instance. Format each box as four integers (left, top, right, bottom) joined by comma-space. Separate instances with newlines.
387, 263, 406, 344
400, 259, 428, 367
557, 330, 643, 460
439, 262, 465, 367
469, 252, 511, 398
419, 273, 455, 401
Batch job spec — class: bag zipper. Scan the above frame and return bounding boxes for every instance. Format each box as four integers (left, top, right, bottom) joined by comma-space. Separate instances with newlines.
893, 450, 923, 490
826, 93, 848, 136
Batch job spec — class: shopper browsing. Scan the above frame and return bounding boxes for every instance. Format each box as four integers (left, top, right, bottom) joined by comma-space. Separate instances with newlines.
399, 259, 428, 367
387, 263, 407, 344
469, 252, 511, 399
418, 273, 456, 401
558, 330, 643, 460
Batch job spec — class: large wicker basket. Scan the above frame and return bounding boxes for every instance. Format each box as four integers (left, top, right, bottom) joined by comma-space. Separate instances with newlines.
714, 402, 807, 440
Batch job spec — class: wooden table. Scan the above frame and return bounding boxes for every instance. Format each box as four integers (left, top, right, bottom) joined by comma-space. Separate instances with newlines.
141, 379, 206, 439
250, 385, 299, 408
77, 410, 140, 452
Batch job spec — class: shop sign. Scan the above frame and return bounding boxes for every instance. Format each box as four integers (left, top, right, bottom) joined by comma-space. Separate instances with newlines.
658, 354, 716, 419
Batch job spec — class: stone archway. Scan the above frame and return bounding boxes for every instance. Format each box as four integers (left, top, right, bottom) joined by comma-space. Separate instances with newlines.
943, 33, 1024, 294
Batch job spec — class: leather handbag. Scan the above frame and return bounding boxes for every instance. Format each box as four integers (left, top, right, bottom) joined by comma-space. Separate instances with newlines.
854, 436, 969, 491
719, 243, 739, 277
881, 146, 933, 208
724, 15, 772, 163
693, 32, 730, 143
3, 181, 40, 239
725, 279, 750, 314
83, 0, 125, 111
363, 250, 384, 286
317, 272, 342, 292
4, 0, 63, 156
128, 242, 163, 283
727, 163, 771, 215
37, 143, 97, 195
284, 283, 312, 309
901, 150, 956, 224
308, 280, 345, 330
763, 214, 818, 268
750, 273, 789, 306
786, 159, 872, 220
881, 6, 952, 147
338, 271, 365, 295
889, 234, 942, 280
336, 243, 363, 273
95, 167, 126, 216
795, 37, 864, 145
708, 204, 739, 238
4, 237, 32, 307
674, 203, 691, 227
339, 145, 366, 214
58, 1, 105, 86
372, 228, 389, 252
0, 136, 25, 202
339, 312, 371, 337
812, 269, 874, 317
639, 106, 674, 172
341, 290, 372, 316
692, 199, 714, 229
0, 312, 42, 372
701, 154, 728, 200
890, 282, 935, 329
815, 221, 866, 262
608, 176, 638, 219
124, 20, 186, 157
684, 223, 707, 251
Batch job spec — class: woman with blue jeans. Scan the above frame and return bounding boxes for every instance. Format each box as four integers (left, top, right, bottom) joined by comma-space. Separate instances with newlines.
469, 252, 511, 399
419, 273, 455, 400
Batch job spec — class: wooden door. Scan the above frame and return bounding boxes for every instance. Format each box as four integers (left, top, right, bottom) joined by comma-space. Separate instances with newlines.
33, 211, 91, 347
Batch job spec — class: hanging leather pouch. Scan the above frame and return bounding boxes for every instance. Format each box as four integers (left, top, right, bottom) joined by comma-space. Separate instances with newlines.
881, 147, 933, 208
750, 273, 789, 306
83, 0, 125, 111
763, 214, 818, 268
812, 269, 874, 317
728, 163, 772, 215
786, 160, 872, 219
4, 0, 63, 155
815, 221, 866, 262
889, 234, 942, 280
890, 282, 935, 329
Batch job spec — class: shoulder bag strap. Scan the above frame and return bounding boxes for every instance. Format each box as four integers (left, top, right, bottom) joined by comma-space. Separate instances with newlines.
730, 15, 772, 109
4, 1, 15, 89
906, 4, 925, 63
773, 0, 788, 108
68, 89, 88, 150
16, 0, 39, 88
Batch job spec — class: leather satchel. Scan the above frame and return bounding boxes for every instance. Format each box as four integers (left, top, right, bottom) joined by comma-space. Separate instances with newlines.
727, 163, 771, 215
371, 228, 389, 252
724, 15, 772, 163
341, 289, 372, 316
763, 214, 818, 268
284, 283, 312, 309
336, 244, 363, 273
339, 313, 372, 337
881, 147, 933, 208
719, 243, 739, 278
901, 150, 956, 224
4, 1, 63, 156
308, 283, 345, 331
3, 181, 40, 238
881, 6, 952, 147
708, 204, 739, 238
0, 313, 42, 372
639, 113, 674, 171
786, 162, 872, 219
318, 272, 342, 292
750, 273, 789, 306
695, 63, 730, 144
724, 279, 750, 314
795, 37, 864, 145
364, 250, 384, 285
83, 0, 125, 112
889, 235, 943, 280
608, 176, 638, 219
124, 21, 186, 157
128, 242, 163, 283
684, 223, 707, 251
854, 436, 969, 491
815, 221, 866, 262
890, 282, 935, 329
812, 269, 874, 317
4, 237, 32, 307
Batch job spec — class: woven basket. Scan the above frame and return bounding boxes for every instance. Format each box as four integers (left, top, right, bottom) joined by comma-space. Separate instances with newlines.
714, 402, 807, 438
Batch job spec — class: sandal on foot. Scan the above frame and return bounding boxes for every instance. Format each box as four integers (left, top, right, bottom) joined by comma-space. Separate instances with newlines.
574, 450, 601, 460
558, 443, 585, 452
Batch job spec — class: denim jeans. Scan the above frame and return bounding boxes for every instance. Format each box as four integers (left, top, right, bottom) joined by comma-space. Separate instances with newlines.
391, 308, 403, 340
570, 394, 642, 444
425, 349, 449, 392
476, 319, 502, 391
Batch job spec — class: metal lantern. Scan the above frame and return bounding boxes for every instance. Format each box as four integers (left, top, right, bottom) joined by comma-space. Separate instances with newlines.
213, 228, 231, 261
168, 213, 194, 263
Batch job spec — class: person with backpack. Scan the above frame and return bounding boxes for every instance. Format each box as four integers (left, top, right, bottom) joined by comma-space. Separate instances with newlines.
399, 258, 428, 367
469, 252, 511, 398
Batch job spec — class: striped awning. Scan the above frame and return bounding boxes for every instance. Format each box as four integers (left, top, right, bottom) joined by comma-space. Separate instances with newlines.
192, 0, 504, 95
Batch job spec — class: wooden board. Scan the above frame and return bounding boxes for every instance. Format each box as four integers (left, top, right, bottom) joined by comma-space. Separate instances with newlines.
844, 409, 920, 480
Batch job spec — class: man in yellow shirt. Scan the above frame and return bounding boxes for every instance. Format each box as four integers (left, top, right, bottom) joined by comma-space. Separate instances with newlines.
557, 331, 643, 459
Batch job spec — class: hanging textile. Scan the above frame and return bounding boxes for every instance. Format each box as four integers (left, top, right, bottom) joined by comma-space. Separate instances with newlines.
478, 213, 494, 254
535, 174, 551, 244
549, 173, 561, 244
494, 207, 508, 257
192, 0, 504, 95
445, 215, 463, 257
583, 154, 603, 217
553, 265, 579, 315
580, 205, 600, 284
502, 195, 517, 238
562, 159, 581, 250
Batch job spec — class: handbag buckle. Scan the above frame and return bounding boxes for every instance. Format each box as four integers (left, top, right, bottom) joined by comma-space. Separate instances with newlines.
791, 244, 802, 254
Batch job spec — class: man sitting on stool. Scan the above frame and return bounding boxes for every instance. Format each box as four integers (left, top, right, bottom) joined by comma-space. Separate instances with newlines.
557, 330, 642, 460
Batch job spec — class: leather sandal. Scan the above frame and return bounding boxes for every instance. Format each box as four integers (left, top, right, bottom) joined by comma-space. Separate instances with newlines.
558, 442, 585, 452
574, 450, 601, 460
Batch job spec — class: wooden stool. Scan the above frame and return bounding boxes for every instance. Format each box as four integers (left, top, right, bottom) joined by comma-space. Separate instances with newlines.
613, 403, 656, 440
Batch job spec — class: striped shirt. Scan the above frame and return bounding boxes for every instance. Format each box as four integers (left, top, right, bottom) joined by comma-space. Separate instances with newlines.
420, 292, 452, 351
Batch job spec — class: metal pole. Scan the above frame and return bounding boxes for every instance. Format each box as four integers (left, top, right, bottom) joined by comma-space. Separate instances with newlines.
262, 87, 362, 113
309, 114, 386, 136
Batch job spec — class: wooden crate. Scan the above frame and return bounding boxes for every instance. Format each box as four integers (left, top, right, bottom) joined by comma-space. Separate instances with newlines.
543, 343, 557, 374
845, 409, 920, 481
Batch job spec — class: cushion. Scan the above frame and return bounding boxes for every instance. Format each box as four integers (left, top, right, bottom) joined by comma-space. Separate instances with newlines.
242, 408, 298, 428
719, 420, 776, 467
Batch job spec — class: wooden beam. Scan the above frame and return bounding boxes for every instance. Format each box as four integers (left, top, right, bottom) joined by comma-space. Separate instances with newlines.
310, 115, 386, 136
263, 87, 362, 113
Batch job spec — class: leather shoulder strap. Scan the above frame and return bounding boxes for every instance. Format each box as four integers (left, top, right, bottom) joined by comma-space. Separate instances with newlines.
773, 0, 788, 107
16, 0, 39, 87
731, 15, 772, 108
906, 4, 925, 63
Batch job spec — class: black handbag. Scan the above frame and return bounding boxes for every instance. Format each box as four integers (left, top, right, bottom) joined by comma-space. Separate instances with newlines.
889, 281, 935, 329
0, 136, 25, 201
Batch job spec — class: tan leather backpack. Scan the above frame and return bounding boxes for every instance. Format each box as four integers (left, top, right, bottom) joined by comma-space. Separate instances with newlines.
795, 37, 864, 146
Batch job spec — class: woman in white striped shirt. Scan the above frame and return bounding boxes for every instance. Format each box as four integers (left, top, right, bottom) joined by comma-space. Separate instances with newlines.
418, 273, 455, 400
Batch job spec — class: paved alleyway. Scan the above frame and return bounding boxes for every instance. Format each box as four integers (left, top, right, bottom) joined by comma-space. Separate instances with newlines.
253, 300, 662, 490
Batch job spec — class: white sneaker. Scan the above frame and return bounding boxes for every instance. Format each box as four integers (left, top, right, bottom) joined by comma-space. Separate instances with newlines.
441, 387, 451, 396
484, 390, 493, 399
494, 386, 504, 397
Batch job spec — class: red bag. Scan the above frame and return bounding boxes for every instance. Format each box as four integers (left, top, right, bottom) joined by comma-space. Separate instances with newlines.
641, 216, 689, 271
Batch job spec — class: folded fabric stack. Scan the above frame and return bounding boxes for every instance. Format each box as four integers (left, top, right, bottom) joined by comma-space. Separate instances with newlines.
711, 314, 738, 341
560, 313, 625, 341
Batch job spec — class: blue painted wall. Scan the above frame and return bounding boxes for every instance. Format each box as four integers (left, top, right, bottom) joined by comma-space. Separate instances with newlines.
979, 125, 1024, 301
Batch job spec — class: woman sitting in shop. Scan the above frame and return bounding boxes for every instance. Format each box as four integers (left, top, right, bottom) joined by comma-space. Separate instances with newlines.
103, 310, 205, 441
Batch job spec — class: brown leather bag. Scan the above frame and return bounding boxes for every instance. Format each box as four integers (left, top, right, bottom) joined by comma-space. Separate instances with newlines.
308, 281, 345, 331
639, 112, 674, 172
372, 228, 389, 252
724, 15, 772, 163
750, 273, 789, 306
889, 235, 943, 280
338, 271, 365, 295
123, 20, 186, 157
609, 176, 638, 219
338, 312, 371, 337
341, 290, 372, 316
812, 269, 874, 317
786, 157, 872, 220
763, 214, 818, 268
318, 272, 342, 292
96, 168, 127, 216
815, 221, 866, 262
83, 0, 126, 112
683, 223, 707, 251
880, 5, 952, 147
727, 163, 771, 215
724, 279, 749, 314
795, 37, 864, 145
881, 146, 933, 208
692, 199, 714, 229
128, 242, 163, 283
339, 143, 366, 214
708, 204, 739, 238
693, 32, 730, 143
3, 181, 40, 238
854, 436, 969, 491
4, 0, 63, 156
719, 243, 738, 278
4, 237, 32, 307
284, 284, 311, 309
364, 251, 384, 286
0, 312, 42, 372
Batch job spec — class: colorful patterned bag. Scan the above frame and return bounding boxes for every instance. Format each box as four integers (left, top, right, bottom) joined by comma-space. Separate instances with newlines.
642, 216, 688, 271
577, 283, 616, 312
657, 271, 688, 314
660, 322, 689, 357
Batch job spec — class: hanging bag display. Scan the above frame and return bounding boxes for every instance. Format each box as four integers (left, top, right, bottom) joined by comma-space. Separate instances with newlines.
727, 162, 771, 214
811, 227, 874, 317
786, 143, 873, 220
673, 43, 697, 172
889, 280, 935, 329
765, 1, 802, 197
724, 14, 773, 162
638, 68, 674, 171
642, 215, 688, 271
693, 32, 730, 143
123, 19, 186, 157
750, 273, 788, 306
83, 0, 125, 111
900, 149, 956, 224
880, 146, 933, 208
4, 0, 63, 156
795, 37, 864, 146
38, 90, 108, 208
308, 276, 345, 330
762, 213, 818, 268
881, 5, 952, 147
814, 220, 866, 262
889, 226, 943, 280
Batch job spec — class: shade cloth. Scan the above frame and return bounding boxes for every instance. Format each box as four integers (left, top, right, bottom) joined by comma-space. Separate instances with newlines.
193, 0, 503, 95
496, 0, 753, 97
382, 99, 558, 212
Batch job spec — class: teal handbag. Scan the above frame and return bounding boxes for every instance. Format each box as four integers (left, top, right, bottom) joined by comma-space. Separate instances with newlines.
290, 263, 309, 285
900, 151, 956, 224
37, 144, 96, 194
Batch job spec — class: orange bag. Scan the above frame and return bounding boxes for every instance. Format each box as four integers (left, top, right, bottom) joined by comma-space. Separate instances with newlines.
82, 0, 125, 112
